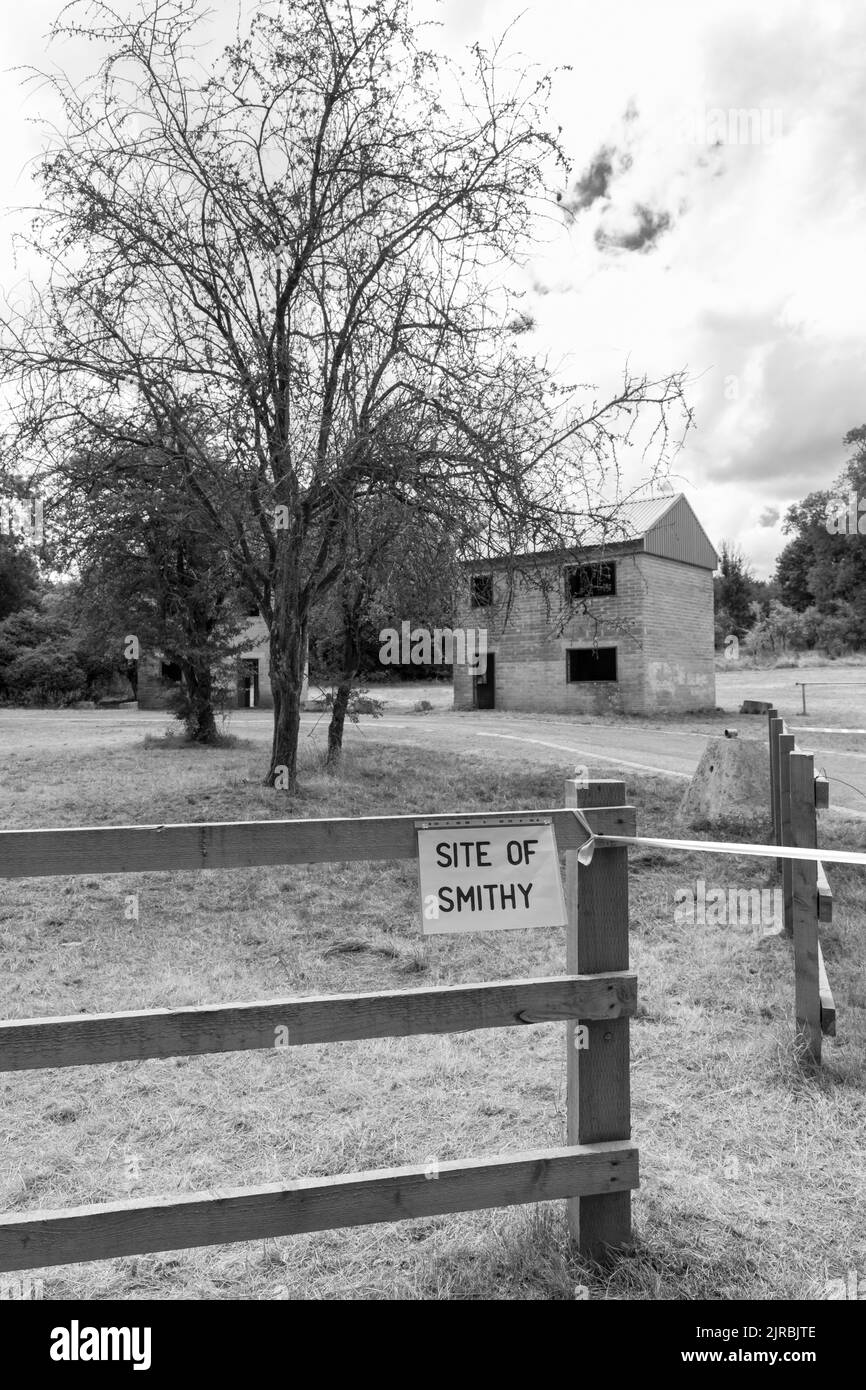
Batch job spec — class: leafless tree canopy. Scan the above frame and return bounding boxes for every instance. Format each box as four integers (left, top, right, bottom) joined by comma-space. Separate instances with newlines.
1, 0, 693, 786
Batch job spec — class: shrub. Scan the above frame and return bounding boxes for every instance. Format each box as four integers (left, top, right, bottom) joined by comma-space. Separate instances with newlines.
2, 645, 87, 704
0, 608, 89, 705
740, 597, 866, 661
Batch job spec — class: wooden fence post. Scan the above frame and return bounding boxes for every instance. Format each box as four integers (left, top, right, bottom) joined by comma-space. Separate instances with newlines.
767, 707, 778, 843
814, 774, 836, 1040
565, 777, 633, 1258
789, 752, 821, 1064
768, 711, 781, 871
778, 726, 796, 935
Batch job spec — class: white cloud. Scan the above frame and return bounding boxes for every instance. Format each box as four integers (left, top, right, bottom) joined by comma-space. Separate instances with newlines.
3, 0, 864, 576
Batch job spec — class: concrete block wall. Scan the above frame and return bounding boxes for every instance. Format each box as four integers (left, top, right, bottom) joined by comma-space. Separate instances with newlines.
452, 659, 475, 710
237, 620, 274, 709
453, 550, 715, 715
136, 654, 174, 710
640, 554, 716, 711
453, 553, 649, 713
136, 620, 311, 711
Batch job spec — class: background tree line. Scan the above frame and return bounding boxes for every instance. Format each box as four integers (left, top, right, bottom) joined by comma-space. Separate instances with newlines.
714, 426, 866, 658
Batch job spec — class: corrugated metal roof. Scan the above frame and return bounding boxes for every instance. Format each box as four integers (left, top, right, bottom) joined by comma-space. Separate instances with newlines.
643, 494, 719, 569
579, 495, 680, 545
464, 494, 719, 570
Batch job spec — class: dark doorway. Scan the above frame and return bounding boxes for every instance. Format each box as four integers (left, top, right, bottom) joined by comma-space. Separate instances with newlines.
238, 658, 259, 709
474, 653, 495, 709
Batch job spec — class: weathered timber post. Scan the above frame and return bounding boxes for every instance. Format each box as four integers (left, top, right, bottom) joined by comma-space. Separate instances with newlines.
768, 707, 780, 860
789, 751, 821, 1064
565, 776, 634, 1257
778, 725, 796, 935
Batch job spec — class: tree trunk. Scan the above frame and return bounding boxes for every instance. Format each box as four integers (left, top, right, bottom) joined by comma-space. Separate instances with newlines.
267, 660, 303, 789
180, 663, 219, 744
325, 680, 352, 769
325, 593, 362, 771
190, 685, 218, 743
266, 550, 307, 791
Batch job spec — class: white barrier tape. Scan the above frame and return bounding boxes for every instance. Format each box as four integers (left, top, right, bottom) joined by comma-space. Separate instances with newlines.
591, 833, 866, 868
569, 808, 598, 866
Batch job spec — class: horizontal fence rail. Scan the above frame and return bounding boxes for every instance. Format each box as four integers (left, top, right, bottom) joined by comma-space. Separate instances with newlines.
0, 1142, 640, 1274
0, 806, 635, 880
0, 972, 637, 1071
816, 862, 833, 923
817, 946, 837, 1037
795, 679, 866, 715
0, 784, 640, 1273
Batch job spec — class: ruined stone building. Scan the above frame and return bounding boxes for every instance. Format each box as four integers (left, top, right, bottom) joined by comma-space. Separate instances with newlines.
452, 494, 718, 715
137, 617, 309, 710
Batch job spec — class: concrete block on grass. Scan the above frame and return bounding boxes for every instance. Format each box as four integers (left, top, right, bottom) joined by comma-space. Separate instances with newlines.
677, 736, 768, 828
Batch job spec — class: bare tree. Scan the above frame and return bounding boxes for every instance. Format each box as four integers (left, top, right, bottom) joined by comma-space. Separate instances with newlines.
309, 491, 460, 766
1, 0, 691, 789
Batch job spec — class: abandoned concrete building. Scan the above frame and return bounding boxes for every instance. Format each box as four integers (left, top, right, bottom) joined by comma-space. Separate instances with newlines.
452, 494, 718, 715
137, 617, 308, 710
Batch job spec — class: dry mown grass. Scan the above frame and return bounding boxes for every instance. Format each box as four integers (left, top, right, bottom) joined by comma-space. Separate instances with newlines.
0, 733, 864, 1300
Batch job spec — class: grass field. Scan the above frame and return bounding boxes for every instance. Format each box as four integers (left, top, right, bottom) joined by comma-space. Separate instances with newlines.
1, 729, 864, 1300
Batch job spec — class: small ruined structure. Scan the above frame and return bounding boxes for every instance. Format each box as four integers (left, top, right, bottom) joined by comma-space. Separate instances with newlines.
677, 736, 769, 828
137, 618, 308, 711
452, 494, 718, 715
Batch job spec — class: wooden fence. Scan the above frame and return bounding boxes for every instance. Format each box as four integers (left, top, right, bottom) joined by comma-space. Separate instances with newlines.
0, 781, 638, 1274
767, 708, 836, 1064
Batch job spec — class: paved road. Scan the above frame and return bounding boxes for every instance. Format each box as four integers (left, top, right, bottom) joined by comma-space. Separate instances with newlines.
337, 711, 866, 821
344, 713, 702, 779
0, 706, 718, 779
4, 706, 864, 821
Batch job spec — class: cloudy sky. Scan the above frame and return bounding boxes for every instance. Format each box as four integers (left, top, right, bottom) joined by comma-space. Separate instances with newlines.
2, 0, 865, 575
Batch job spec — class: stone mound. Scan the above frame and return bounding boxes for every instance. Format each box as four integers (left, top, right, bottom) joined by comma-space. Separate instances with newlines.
677, 736, 768, 828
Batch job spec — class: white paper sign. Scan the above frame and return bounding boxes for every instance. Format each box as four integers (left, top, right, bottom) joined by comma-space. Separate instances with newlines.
416, 818, 567, 935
